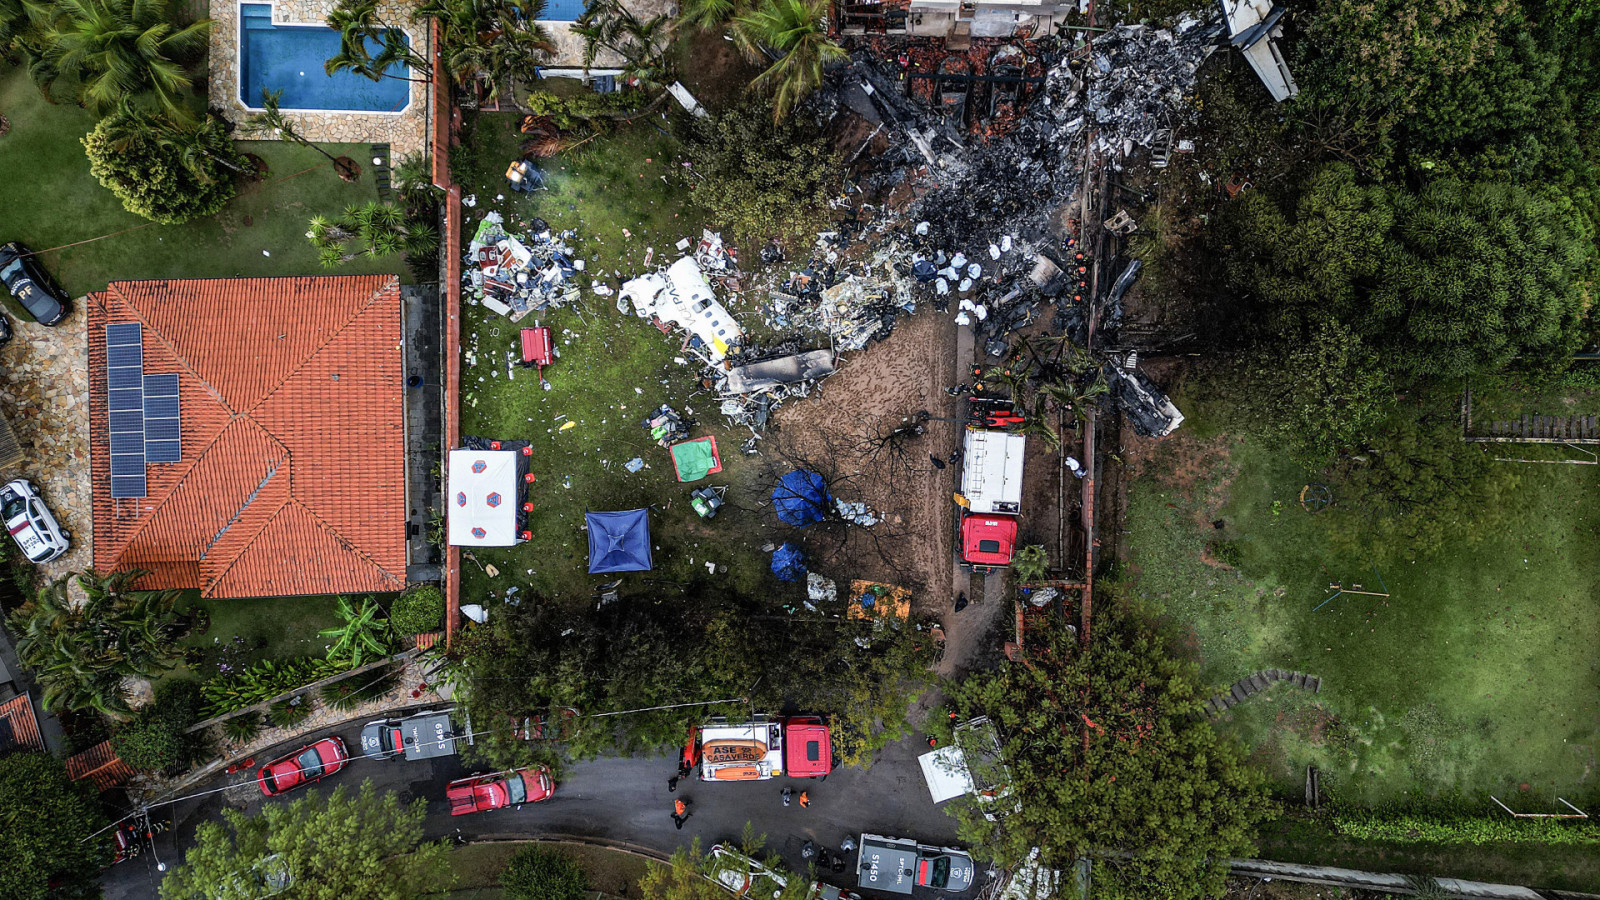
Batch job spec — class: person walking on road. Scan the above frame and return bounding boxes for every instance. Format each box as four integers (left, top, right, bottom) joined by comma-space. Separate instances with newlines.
672, 798, 691, 829
798, 791, 810, 808
782, 787, 793, 806
668, 775, 679, 793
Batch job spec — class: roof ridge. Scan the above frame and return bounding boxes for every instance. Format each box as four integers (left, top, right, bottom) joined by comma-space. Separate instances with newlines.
98, 283, 238, 415
287, 496, 403, 584
239, 275, 401, 419
102, 416, 289, 563
205, 499, 399, 597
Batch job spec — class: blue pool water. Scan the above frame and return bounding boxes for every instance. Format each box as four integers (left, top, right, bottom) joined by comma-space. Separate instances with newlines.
239, 3, 411, 112
540, 0, 587, 21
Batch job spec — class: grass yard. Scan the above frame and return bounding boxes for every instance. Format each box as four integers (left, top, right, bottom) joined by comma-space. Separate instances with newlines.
0, 66, 405, 299
1122, 384, 1600, 807
453, 112, 786, 605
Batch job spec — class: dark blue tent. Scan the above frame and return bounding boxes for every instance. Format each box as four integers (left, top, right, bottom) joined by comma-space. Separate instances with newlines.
772, 470, 830, 528
586, 509, 653, 573
770, 543, 806, 582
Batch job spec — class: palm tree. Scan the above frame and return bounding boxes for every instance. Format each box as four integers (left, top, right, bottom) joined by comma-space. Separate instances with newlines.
28, 0, 210, 121
678, 0, 747, 31
244, 89, 362, 180
325, 0, 431, 83
308, 200, 438, 268
572, 0, 677, 94
731, 0, 844, 121
7, 570, 182, 720
418, 0, 554, 104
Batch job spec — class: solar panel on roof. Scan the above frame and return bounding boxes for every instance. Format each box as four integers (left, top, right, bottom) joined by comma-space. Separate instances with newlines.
106, 323, 146, 498
142, 374, 180, 463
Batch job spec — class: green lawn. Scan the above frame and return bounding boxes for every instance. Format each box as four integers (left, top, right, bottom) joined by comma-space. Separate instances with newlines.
0, 66, 405, 299
454, 111, 781, 604
1123, 387, 1600, 806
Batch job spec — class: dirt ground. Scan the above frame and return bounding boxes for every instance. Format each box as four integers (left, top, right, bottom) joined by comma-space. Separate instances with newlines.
774, 308, 962, 601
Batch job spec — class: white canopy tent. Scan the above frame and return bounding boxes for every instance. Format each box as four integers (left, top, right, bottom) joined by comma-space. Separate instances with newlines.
447, 449, 520, 546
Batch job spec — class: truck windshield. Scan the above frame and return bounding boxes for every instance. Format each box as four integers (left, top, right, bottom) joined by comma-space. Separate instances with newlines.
928, 857, 951, 888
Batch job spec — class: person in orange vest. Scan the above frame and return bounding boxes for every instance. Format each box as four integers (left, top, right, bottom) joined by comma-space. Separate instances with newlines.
798, 791, 810, 809
672, 798, 691, 829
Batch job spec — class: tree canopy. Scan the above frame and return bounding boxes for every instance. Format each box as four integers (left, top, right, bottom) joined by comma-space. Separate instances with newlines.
940, 609, 1272, 899
8, 569, 184, 718
682, 96, 839, 246
23, 0, 210, 121
83, 112, 247, 225
160, 780, 450, 900
1224, 163, 1591, 380
447, 583, 935, 767
0, 753, 110, 900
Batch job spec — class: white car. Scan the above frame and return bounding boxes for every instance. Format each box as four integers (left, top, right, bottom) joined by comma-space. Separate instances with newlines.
2, 479, 68, 563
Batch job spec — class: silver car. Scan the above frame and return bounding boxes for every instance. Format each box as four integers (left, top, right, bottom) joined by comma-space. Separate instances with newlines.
2, 479, 68, 563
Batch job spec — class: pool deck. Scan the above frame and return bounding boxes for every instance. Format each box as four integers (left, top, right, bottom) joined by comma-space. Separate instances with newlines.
210, 0, 429, 159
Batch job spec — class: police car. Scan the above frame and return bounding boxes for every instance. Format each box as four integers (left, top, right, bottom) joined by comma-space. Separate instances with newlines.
2, 479, 69, 563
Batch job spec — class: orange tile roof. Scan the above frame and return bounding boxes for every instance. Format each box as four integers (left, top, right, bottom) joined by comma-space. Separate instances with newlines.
0, 693, 46, 755
65, 740, 136, 790
88, 276, 407, 598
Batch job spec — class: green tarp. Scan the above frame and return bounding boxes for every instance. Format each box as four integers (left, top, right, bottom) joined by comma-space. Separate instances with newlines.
670, 437, 721, 482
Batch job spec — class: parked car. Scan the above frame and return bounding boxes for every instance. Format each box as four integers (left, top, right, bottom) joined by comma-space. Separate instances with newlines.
360, 709, 460, 761
858, 835, 976, 895
1, 479, 69, 563
0, 242, 68, 325
446, 765, 553, 816
258, 737, 349, 797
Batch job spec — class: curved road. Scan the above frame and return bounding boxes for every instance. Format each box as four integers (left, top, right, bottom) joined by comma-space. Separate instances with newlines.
102, 719, 967, 900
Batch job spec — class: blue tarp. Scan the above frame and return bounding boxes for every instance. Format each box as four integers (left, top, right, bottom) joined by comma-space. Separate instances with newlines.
772, 470, 830, 528
586, 509, 654, 573
770, 543, 806, 582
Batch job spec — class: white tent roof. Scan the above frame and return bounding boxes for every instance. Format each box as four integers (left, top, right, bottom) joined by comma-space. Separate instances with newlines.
919, 746, 975, 803
447, 449, 520, 546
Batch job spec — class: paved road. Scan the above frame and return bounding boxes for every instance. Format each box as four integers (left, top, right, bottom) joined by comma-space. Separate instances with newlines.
103, 719, 968, 900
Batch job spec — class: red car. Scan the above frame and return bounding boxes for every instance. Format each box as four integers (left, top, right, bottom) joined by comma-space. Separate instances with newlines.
446, 766, 554, 816
258, 737, 349, 796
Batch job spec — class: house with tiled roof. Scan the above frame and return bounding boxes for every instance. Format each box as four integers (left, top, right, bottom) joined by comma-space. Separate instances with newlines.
87, 276, 407, 598
0, 692, 46, 755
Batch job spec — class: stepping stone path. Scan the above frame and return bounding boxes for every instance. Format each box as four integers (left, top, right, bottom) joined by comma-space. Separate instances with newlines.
1201, 670, 1321, 719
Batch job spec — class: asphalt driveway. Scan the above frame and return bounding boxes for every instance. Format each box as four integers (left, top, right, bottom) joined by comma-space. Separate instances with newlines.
102, 719, 970, 900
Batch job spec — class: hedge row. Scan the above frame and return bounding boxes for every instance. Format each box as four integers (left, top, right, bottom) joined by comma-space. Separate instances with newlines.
1332, 807, 1600, 846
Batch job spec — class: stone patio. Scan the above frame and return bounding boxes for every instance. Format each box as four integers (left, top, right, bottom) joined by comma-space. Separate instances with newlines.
0, 300, 91, 583
209, 0, 430, 159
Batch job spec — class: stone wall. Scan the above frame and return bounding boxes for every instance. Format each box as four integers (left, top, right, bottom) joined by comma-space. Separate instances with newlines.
209, 0, 429, 158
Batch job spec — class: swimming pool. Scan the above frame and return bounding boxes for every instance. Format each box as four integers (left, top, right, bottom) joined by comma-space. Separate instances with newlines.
540, 0, 587, 21
238, 3, 411, 112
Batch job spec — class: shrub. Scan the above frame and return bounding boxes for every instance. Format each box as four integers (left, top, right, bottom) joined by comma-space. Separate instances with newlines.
390, 586, 445, 636
1206, 540, 1243, 568
269, 697, 313, 729
1331, 805, 1600, 846
221, 713, 263, 744
111, 680, 203, 771
201, 657, 345, 717
521, 88, 642, 132
500, 845, 591, 900
320, 666, 400, 711
681, 96, 838, 246
82, 113, 246, 225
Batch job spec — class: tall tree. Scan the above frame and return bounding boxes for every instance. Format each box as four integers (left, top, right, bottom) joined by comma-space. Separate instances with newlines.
8, 570, 182, 719
730, 0, 844, 121
418, 0, 554, 104
1223, 163, 1590, 380
571, 0, 677, 93
940, 609, 1272, 899
0, 753, 109, 900
27, 0, 210, 121
160, 781, 450, 900
325, 0, 430, 83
